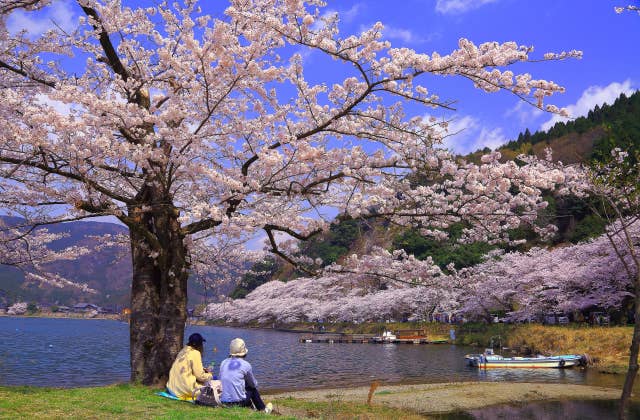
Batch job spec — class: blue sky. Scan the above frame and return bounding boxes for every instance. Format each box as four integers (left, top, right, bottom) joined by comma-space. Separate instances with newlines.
305, 0, 640, 153
5, 0, 639, 248
7, 0, 639, 154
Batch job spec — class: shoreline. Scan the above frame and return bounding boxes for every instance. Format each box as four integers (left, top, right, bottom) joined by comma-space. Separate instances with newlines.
0, 380, 626, 418
266, 381, 623, 415
0, 313, 122, 321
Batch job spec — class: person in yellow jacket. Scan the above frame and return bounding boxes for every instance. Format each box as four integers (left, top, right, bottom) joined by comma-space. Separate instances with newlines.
166, 333, 213, 399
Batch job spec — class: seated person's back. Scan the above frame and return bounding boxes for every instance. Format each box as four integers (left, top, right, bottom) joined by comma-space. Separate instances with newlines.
166, 333, 212, 399
219, 338, 270, 412
220, 355, 257, 402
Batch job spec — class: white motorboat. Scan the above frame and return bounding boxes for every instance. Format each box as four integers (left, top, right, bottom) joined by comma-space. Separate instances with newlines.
465, 349, 585, 368
373, 330, 397, 343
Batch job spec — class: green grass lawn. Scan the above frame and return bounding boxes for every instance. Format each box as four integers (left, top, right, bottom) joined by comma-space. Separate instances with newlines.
0, 384, 286, 420
0, 384, 432, 419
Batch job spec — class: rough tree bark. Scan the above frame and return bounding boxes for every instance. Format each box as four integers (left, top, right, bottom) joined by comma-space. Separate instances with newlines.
619, 273, 640, 419
127, 194, 188, 385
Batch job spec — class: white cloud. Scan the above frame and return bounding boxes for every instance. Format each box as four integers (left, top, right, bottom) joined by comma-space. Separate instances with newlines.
435, 0, 498, 15
383, 26, 415, 43
445, 115, 479, 136
245, 231, 269, 252
312, 3, 363, 31
439, 115, 507, 154
341, 3, 363, 23
475, 127, 508, 151
381, 25, 438, 44
7, 1, 76, 37
541, 80, 636, 131
354, 23, 438, 45
36, 93, 74, 115
505, 101, 544, 126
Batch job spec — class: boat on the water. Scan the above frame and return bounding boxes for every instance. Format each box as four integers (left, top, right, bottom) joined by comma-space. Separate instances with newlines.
372, 330, 397, 343
465, 349, 586, 369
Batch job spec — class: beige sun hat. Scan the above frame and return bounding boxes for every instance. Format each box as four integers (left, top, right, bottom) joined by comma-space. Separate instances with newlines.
229, 337, 248, 357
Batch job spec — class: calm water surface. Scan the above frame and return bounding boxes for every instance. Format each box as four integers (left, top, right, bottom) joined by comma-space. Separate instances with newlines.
437, 400, 640, 420
0, 317, 625, 391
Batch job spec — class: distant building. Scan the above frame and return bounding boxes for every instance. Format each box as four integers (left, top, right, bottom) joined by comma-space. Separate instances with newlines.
73, 303, 101, 313
100, 305, 118, 314
56, 305, 71, 313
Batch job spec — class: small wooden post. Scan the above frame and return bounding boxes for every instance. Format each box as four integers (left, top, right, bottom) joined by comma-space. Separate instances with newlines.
367, 380, 380, 406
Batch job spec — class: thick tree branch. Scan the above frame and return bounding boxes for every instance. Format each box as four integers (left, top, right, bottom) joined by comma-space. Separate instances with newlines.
0, 154, 134, 204
263, 226, 317, 276
79, 4, 130, 83
0, 59, 56, 87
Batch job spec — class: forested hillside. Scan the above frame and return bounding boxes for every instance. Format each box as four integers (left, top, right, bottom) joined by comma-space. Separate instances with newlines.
504, 91, 640, 162
231, 91, 640, 298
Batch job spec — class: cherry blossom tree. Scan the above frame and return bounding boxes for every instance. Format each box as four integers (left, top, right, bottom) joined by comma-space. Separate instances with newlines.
7, 301, 28, 315
0, 218, 96, 292
0, 0, 578, 384
564, 149, 640, 419
455, 221, 639, 322
205, 246, 463, 324
615, 4, 640, 15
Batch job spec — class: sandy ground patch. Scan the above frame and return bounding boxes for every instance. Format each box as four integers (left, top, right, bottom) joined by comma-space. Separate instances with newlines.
267, 381, 620, 416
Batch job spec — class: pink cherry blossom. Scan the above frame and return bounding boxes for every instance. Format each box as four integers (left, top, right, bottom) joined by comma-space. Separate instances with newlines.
0, 0, 580, 383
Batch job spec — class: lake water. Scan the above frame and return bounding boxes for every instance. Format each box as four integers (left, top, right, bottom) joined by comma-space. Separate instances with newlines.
0, 317, 625, 391
436, 400, 640, 420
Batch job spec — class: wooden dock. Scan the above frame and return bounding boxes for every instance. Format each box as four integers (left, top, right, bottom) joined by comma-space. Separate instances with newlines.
299, 333, 374, 343
298, 333, 449, 344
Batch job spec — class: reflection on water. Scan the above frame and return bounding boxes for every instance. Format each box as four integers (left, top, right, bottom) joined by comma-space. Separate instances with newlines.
472, 364, 624, 389
0, 317, 626, 392
435, 400, 640, 420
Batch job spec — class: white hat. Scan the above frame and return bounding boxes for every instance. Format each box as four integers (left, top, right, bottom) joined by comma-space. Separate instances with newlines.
229, 338, 248, 357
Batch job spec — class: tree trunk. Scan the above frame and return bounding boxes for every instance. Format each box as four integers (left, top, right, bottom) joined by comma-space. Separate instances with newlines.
128, 205, 189, 386
619, 281, 640, 419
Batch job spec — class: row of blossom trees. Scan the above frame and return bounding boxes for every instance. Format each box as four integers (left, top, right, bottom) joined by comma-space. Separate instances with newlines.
205, 220, 639, 325
206, 249, 456, 324
457, 220, 639, 321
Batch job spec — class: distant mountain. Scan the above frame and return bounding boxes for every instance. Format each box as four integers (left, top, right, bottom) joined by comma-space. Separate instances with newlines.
509, 90, 640, 161
466, 90, 640, 165
0, 217, 234, 307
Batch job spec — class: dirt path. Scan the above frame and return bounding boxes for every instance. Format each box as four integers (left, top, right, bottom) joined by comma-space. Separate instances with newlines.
267, 381, 620, 416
